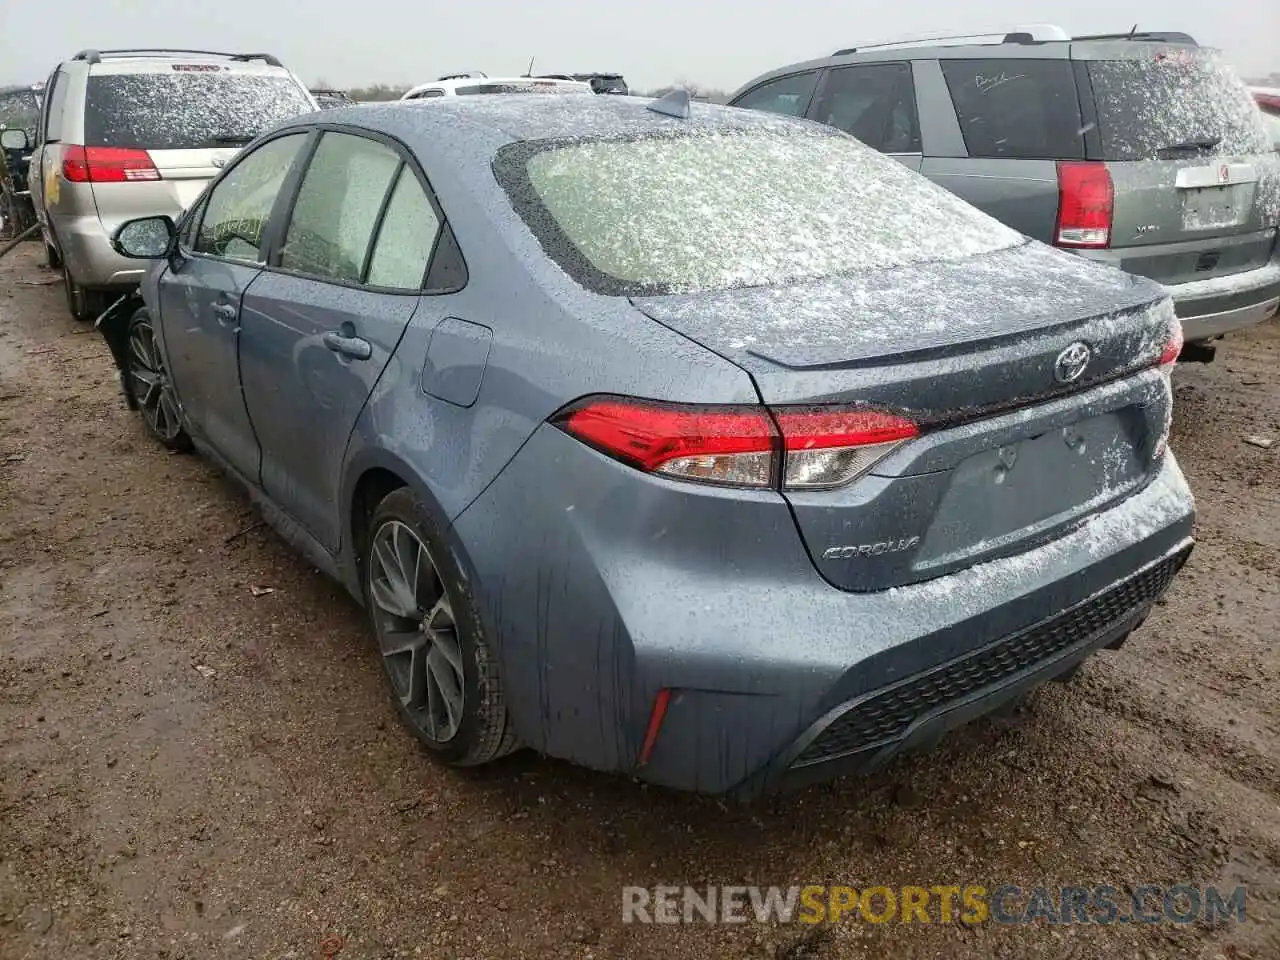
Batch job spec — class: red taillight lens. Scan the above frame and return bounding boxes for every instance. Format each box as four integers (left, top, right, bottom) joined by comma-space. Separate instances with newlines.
554, 397, 917, 490
62, 145, 160, 183
557, 398, 778, 487
1256, 94, 1280, 112
773, 408, 919, 489
1055, 161, 1113, 249
1158, 319, 1184, 366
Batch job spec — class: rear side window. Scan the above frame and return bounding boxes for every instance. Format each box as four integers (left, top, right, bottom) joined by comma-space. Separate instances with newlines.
1087, 53, 1273, 160
83, 71, 314, 150
366, 167, 442, 289
44, 72, 69, 142
809, 63, 920, 153
941, 59, 1084, 160
280, 132, 401, 283
731, 72, 819, 117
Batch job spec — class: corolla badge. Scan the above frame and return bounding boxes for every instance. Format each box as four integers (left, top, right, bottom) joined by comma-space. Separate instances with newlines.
1054, 342, 1092, 384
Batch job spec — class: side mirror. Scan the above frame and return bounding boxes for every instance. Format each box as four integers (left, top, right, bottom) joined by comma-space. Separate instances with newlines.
111, 216, 176, 259
0, 128, 30, 151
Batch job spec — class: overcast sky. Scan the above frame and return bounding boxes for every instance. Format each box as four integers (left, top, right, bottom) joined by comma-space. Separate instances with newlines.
2, 1, 1275, 92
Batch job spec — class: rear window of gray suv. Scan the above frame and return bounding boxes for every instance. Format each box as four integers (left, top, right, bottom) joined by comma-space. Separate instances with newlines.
496, 127, 1025, 295
1086, 52, 1273, 161
84, 72, 315, 150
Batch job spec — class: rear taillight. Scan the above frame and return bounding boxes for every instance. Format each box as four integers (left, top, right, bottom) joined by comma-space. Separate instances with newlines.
62, 145, 161, 183
1158, 319, 1184, 367
1055, 161, 1113, 249
553, 397, 918, 491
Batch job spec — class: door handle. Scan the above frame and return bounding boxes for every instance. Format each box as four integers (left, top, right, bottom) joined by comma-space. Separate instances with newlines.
322, 331, 372, 361
212, 302, 237, 324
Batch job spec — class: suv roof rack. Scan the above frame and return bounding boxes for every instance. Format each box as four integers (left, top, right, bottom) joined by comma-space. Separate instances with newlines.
71, 49, 283, 67
1072, 30, 1198, 45
436, 71, 488, 81
833, 23, 1070, 55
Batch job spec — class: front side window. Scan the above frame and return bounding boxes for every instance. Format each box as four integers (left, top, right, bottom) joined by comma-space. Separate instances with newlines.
366, 167, 442, 289
730, 72, 819, 118
809, 63, 921, 153
280, 132, 401, 283
83, 72, 315, 150
194, 132, 307, 261
941, 59, 1085, 160
495, 126, 1025, 296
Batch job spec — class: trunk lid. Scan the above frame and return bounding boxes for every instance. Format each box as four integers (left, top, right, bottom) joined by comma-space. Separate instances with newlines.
1081, 49, 1280, 285
633, 241, 1178, 591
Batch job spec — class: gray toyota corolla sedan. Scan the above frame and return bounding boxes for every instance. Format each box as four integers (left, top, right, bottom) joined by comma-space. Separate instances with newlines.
106, 92, 1194, 798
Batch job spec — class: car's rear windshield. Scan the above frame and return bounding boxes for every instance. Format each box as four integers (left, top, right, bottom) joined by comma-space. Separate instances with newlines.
494, 127, 1026, 296
84, 71, 315, 150
1087, 52, 1272, 161
456, 82, 588, 96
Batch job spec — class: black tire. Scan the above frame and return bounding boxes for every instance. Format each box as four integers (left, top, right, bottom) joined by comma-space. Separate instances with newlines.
125, 307, 192, 452
63, 263, 106, 322
365, 487, 518, 766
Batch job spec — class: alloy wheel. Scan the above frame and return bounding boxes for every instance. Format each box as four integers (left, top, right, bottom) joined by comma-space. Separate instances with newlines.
368, 520, 466, 743
127, 320, 183, 443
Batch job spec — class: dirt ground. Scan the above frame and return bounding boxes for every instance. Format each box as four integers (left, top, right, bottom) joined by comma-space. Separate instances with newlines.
0, 241, 1277, 960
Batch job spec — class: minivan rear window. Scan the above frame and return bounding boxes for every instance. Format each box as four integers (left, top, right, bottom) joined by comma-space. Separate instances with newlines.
456, 82, 589, 96
495, 127, 1025, 296
1087, 53, 1273, 161
941, 59, 1085, 160
84, 72, 315, 150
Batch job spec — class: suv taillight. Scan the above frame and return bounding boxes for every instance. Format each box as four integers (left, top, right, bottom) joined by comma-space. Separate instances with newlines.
1055, 161, 1113, 249
62, 146, 161, 183
553, 397, 918, 491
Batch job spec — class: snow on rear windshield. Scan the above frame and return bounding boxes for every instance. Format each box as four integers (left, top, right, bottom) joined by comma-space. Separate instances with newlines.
85, 73, 315, 151
1088, 51, 1272, 161
497, 127, 1025, 296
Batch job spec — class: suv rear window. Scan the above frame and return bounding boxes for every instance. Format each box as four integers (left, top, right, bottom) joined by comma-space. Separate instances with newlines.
84, 72, 314, 150
456, 82, 588, 96
0, 88, 40, 136
941, 59, 1085, 160
494, 127, 1025, 296
1087, 53, 1273, 161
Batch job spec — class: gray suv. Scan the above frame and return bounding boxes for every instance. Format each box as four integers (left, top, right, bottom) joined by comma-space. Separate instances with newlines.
730, 25, 1280, 359
29, 48, 317, 321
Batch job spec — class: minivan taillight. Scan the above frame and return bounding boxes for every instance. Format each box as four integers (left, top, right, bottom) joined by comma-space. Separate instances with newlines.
62, 146, 161, 183
553, 397, 918, 491
1055, 161, 1113, 249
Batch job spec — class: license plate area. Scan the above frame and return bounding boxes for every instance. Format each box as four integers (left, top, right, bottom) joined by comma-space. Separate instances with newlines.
914, 411, 1146, 571
1181, 184, 1250, 231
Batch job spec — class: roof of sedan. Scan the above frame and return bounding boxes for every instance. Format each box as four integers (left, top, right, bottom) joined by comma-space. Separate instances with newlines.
296, 93, 812, 147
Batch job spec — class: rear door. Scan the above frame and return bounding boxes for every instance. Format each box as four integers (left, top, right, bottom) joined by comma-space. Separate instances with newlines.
805, 62, 923, 170
238, 130, 440, 551
1080, 47, 1280, 285
923, 56, 1085, 241
81, 65, 316, 234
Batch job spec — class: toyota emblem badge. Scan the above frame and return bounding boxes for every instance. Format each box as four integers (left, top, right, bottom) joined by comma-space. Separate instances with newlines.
1054, 342, 1092, 384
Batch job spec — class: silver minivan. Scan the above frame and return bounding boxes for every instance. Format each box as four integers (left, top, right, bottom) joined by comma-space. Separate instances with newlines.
30, 49, 317, 320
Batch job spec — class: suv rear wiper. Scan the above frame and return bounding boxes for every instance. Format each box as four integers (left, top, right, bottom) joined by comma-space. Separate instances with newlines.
1155, 136, 1222, 156
209, 134, 255, 145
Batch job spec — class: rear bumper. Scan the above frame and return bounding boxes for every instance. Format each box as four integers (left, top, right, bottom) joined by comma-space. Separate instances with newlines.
1163, 261, 1280, 342
735, 540, 1190, 798
453, 422, 1196, 797
50, 211, 148, 289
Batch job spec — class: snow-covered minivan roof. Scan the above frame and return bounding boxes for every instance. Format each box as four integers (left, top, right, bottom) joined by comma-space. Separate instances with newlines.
401, 77, 593, 100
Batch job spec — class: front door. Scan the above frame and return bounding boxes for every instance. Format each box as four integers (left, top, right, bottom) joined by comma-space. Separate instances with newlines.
154, 131, 310, 481
239, 131, 444, 550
